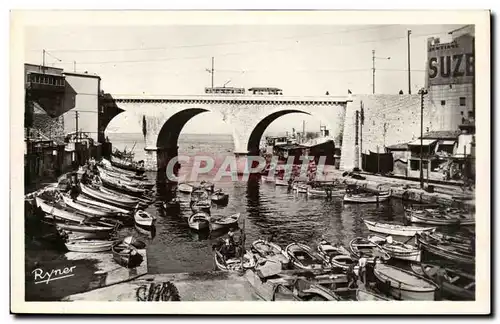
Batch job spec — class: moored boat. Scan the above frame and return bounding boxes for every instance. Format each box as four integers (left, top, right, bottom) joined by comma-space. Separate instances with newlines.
316, 240, 356, 270
344, 192, 391, 204
99, 173, 148, 196
275, 178, 289, 187
285, 243, 331, 271
374, 263, 439, 300
60, 193, 120, 218
111, 237, 145, 268
349, 237, 391, 262
419, 263, 475, 300
75, 195, 131, 215
367, 235, 421, 262
251, 239, 290, 268
35, 196, 87, 223
356, 289, 391, 301
307, 186, 345, 198
163, 198, 181, 211
188, 212, 210, 231
416, 233, 474, 266
211, 190, 229, 205
209, 213, 240, 231
213, 248, 255, 272
110, 156, 145, 173
80, 183, 140, 209
64, 239, 114, 253
134, 210, 155, 228
405, 207, 475, 226
292, 182, 309, 194
97, 166, 154, 189
363, 219, 436, 237
178, 182, 195, 194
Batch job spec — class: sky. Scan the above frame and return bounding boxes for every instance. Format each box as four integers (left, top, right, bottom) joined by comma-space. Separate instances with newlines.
25, 24, 463, 135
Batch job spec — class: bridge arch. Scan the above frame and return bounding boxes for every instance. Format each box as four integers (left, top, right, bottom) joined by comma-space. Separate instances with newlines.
156, 108, 210, 149
246, 109, 310, 154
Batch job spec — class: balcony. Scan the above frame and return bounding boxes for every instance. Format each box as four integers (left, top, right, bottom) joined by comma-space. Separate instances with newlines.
26, 72, 66, 93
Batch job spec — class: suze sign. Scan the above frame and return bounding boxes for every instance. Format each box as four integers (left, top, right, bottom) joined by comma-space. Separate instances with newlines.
427, 34, 474, 86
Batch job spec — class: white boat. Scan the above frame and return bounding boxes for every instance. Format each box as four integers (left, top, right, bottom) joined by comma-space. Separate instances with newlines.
343, 192, 391, 204
251, 239, 290, 268
307, 187, 346, 198
188, 212, 210, 231
316, 240, 356, 270
35, 196, 86, 223
275, 178, 289, 187
64, 239, 114, 253
60, 193, 118, 218
405, 208, 475, 226
292, 183, 309, 194
214, 249, 255, 272
285, 243, 331, 271
367, 235, 421, 262
349, 237, 391, 262
134, 210, 155, 227
178, 182, 195, 194
209, 213, 240, 231
262, 175, 276, 183
363, 219, 436, 237
374, 263, 439, 300
75, 195, 131, 214
356, 289, 391, 301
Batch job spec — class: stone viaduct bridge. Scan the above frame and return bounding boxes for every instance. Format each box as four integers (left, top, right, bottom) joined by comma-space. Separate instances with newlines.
102, 94, 352, 173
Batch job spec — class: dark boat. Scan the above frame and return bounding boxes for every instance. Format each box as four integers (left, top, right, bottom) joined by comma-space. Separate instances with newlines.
416, 232, 475, 266
111, 237, 145, 268
163, 198, 181, 212
419, 263, 475, 300
211, 190, 229, 205
110, 156, 145, 174
99, 173, 149, 197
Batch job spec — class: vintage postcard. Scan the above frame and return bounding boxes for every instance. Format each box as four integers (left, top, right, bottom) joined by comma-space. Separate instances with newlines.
10, 10, 490, 314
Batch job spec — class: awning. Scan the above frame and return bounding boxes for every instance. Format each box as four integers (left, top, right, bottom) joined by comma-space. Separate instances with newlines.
408, 139, 436, 146
439, 140, 456, 145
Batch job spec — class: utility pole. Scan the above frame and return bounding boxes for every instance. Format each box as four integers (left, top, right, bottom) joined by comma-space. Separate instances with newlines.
42, 49, 46, 67
407, 30, 412, 94
75, 111, 79, 143
372, 50, 375, 94
74, 61, 76, 73
418, 88, 428, 189
372, 50, 391, 94
211, 57, 214, 89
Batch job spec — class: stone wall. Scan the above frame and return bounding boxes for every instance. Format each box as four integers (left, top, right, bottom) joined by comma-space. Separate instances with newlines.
31, 102, 65, 141
340, 94, 441, 171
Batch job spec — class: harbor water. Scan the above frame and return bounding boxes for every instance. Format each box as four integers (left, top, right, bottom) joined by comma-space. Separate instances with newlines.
107, 133, 471, 275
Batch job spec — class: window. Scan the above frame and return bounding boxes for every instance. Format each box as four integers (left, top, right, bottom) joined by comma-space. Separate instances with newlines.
460, 111, 464, 116
468, 111, 474, 118
410, 160, 420, 171
460, 97, 466, 106
440, 100, 446, 106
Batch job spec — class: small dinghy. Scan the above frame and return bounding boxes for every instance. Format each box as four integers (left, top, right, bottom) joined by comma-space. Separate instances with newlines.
367, 235, 421, 262
213, 248, 255, 272
190, 188, 211, 213
61, 193, 120, 218
111, 237, 145, 268
404, 206, 475, 226
134, 209, 155, 228
100, 173, 147, 196
275, 178, 289, 187
35, 196, 86, 223
209, 213, 240, 231
64, 239, 114, 253
75, 195, 131, 215
356, 289, 391, 301
80, 183, 140, 208
363, 219, 436, 237
374, 263, 439, 300
188, 212, 210, 231
292, 182, 309, 194
420, 263, 475, 300
110, 156, 145, 173
56, 222, 115, 240
178, 182, 195, 194
285, 243, 331, 271
416, 233, 475, 266
349, 237, 391, 261
199, 180, 215, 192
344, 191, 391, 204
251, 239, 290, 268
316, 240, 356, 270
97, 166, 154, 188
211, 190, 229, 205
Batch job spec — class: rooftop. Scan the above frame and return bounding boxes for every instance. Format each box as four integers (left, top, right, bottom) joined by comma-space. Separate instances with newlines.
421, 130, 461, 140
386, 142, 409, 150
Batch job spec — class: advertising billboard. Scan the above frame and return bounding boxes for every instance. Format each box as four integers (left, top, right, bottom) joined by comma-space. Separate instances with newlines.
427, 34, 474, 86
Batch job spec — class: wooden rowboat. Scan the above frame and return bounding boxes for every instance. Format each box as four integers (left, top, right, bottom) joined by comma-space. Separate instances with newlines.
61, 193, 120, 218
416, 233, 475, 266
316, 240, 356, 270
405, 208, 475, 226
134, 210, 154, 228
285, 243, 331, 271
211, 190, 229, 205
367, 234, 421, 262
112, 238, 144, 268
344, 192, 390, 204
75, 195, 131, 215
209, 213, 240, 231
178, 183, 195, 194
251, 239, 290, 268
349, 237, 391, 262
80, 183, 140, 208
188, 212, 210, 231
35, 196, 86, 223
97, 166, 154, 188
65, 239, 114, 253
363, 219, 436, 237
356, 289, 391, 301
99, 173, 147, 196
420, 263, 475, 300
374, 263, 439, 300
213, 248, 255, 272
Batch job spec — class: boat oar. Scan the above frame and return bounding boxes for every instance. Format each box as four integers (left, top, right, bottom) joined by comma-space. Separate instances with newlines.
403, 235, 416, 245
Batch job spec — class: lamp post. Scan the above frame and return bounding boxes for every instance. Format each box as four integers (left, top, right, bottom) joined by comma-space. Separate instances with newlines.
418, 88, 428, 189
372, 50, 391, 94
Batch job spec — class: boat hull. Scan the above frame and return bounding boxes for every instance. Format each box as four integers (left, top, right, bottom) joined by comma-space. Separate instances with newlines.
363, 219, 436, 237
65, 240, 113, 253
406, 211, 475, 226
344, 194, 390, 204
